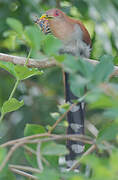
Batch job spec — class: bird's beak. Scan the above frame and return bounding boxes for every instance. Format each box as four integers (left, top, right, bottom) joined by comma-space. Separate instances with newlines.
40, 14, 54, 20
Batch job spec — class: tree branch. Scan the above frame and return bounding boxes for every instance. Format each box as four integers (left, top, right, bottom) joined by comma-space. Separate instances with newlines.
0, 53, 58, 69
0, 53, 118, 76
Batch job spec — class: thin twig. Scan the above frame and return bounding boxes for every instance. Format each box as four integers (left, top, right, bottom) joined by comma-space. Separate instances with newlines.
0, 133, 49, 148
10, 168, 38, 180
0, 134, 94, 149
36, 142, 43, 171
23, 145, 37, 154
0, 134, 94, 172
70, 144, 97, 170
9, 164, 41, 173
0, 134, 95, 172
36, 135, 94, 145
0, 141, 25, 172
48, 102, 78, 133
26, 137, 92, 145
23, 145, 50, 166
24, 134, 94, 146
42, 157, 50, 166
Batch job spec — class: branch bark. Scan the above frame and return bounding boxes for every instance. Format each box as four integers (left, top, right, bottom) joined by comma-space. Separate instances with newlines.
0, 53, 118, 76
0, 53, 58, 69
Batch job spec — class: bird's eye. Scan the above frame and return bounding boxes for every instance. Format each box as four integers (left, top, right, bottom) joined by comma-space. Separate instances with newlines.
54, 10, 59, 16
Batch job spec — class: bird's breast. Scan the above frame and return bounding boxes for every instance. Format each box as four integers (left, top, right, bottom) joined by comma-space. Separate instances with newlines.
48, 19, 74, 41
48, 19, 91, 57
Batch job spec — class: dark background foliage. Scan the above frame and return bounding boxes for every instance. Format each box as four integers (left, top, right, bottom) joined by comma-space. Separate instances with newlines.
0, 0, 118, 179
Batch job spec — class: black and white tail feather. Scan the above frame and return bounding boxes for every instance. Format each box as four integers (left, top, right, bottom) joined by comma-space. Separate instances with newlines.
64, 72, 85, 169
60, 37, 91, 169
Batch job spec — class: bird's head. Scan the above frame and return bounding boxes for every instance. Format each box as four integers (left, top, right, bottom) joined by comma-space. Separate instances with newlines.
35, 9, 64, 35
38, 8, 69, 39
40, 8, 65, 21
46, 8, 64, 20
39, 8, 75, 41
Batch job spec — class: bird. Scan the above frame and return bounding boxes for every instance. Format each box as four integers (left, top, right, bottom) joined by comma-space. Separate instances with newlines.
35, 8, 92, 169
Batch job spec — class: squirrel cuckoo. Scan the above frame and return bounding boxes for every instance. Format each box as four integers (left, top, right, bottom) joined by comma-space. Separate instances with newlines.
35, 8, 92, 169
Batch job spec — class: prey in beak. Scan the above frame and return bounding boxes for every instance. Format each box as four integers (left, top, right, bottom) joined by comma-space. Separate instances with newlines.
34, 14, 53, 34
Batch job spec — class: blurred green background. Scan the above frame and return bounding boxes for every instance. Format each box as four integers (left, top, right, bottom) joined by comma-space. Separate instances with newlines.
0, 0, 118, 179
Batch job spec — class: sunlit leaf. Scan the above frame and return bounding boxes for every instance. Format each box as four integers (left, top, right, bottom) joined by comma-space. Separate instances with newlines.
15, 65, 43, 80
0, 61, 16, 77
0, 147, 7, 164
6, 18, 23, 34
70, 74, 89, 97
37, 168, 60, 180
25, 25, 43, 55
63, 55, 80, 73
77, 58, 94, 78
42, 142, 68, 156
1, 98, 24, 115
24, 124, 46, 136
42, 35, 62, 55
92, 55, 114, 84
97, 123, 118, 142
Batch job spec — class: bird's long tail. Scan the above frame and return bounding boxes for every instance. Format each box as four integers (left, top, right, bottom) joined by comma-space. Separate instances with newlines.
64, 72, 85, 169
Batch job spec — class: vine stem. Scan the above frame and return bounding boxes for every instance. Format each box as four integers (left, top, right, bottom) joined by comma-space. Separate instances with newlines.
24, 48, 32, 66
0, 49, 31, 123
0, 79, 20, 123
9, 48, 31, 100
9, 79, 20, 100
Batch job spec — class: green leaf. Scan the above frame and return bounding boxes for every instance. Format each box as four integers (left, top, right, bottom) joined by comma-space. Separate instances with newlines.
24, 124, 46, 167
70, 74, 89, 97
50, 112, 60, 120
0, 61, 16, 78
89, 94, 118, 109
59, 103, 70, 111
85, 88, 103, 103
92, 55, 114, 84
25, 26, 43, 54
81, 154, 113, 179
6, 18, 23, 34
14, 65, 43, 80
24, 150, 37, 168
24, 124, 46, 136
0, 147, 7, 164
63, 55, 80, 73
103, 108, 118, 118
81, 154, 102, 169
0, 59, 43, 81
1, 98, 24, 115
77, 58, 94, 78
54, 55, 65, 62
42, 142, 68, 156
37, 168, 60, 180
97, 123, 118, 142
110, 150, 118, 173
42, 35, 62, 55
0, 170, 16, 180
